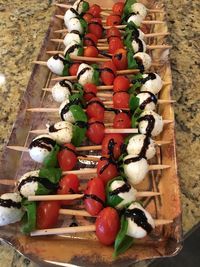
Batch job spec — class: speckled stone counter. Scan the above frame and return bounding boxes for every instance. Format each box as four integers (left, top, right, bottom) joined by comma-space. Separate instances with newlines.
0, 0, 199, 266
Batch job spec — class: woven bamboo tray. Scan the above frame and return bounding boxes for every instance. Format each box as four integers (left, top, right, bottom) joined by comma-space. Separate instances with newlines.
0, 0, 182, 266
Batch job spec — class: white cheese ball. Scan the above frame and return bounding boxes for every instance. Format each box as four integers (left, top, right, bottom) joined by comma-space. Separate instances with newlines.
29, 134, 56, 163
131, 3, 147, 19
48, 121, 73, 144
63, 32, 81, 47
140, 73, 163, 94
64, 8, 79, 28
134, 52, 152, 71
123, 154, 149, 185
127, 14, 143, 27
127, 134, 156, 160
64, 43, 80, 56
126, 202, 155, 239
132, 38, 146, 53
0, 193, 24, 226
68, 17, 83, 34
47, 54, 65, 76
17, 170, 39, 198
52, 80, 72, 103
138, 110, 163, 137
77, 63, 94, 86
110, 180, 137, 209
59, 100, 75, 123
137, 92, 157, 111
73, 0, 86, 14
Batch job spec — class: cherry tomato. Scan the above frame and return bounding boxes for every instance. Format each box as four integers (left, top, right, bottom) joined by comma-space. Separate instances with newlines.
106, 27, 121, 39
96, 207, 120, 245
69, 63, 80, 76
88, 19, 103, 39
86, 97, 105, 121
113, 112, 131, 129
106, 14, 121, 26
112, 2, 124, 15
88, 4, 101, 17
57, 174, 80, 205
109, 37, 124, 54
84, 33, 98, 46
84, 46, 99, 58
57, 143, 77, 171
113, 75, 130, 92
86, 118, 105, 144
97, 157, 118, 185
113, 92, 130, 109
36, 201, 60, 229
83, 13, 93, 23
84, 177, 105, 216
100, 61, 117, 85
112, 48, 128, 70
83, 83, 97, 101
101, 134, 124, 159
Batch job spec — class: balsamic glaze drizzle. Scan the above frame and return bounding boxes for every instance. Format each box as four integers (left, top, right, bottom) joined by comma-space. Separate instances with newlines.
77, 67, 91, 81
138, 91, 157, 110
18, 176, 58, 192
109, 181, 131, 196
0, 199, 21, 209
83, 194, 105, 206
29, 137, 56, 151
137, 115, 155, 136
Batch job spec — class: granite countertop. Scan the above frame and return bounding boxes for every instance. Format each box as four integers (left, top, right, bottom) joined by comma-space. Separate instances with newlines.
0, 0, 199, 266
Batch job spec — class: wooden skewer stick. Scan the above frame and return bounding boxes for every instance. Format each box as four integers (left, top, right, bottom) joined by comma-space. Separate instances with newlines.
30, 219, 173, 236
104, 100, 176, 106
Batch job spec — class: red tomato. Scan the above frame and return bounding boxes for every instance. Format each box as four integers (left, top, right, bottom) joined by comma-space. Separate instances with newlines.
112, 2, 124, 15
83, 13, 93, 23
101, 134, 124, 159
57, 174, 80, 205
106, 27, 121, 39
109, 37, 124, 54
86, 118, 105, 144
84, 33, 98, 46
88, 19, 103, 39
88, 4, 101, 17
113, 92, 130, 109
106, 14, 121, 26
97, 157, 118, 185
84, 46, 99, 58
84, 177, 105, 216
86, 97, 105, 121
113, 112, 131, 129
57, 143, 77, 171
69, 63, 80, 76
36, 201, 60, 229
83, 83, 97, 101
112, 48, 128, 70
100, 61, 117, 85
113, 75, 130, 92
96, 207, 120, 245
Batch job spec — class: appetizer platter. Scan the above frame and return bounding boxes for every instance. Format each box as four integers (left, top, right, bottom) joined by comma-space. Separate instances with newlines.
0, 0, 182, 266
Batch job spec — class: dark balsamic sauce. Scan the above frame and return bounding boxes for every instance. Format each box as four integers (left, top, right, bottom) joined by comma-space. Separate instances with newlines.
77, 67, 91, 81
137, 114, 155, 135
65, 44, 81, 55
18, 176, 58, 192
76, 0, 84, 12
135, 38, 144, 52
59, 80, 72, 94
134, 56, 144, 73
29, 137, 56, 151
110, 181, 131, 196
100, 67, 115, 76
69, 8, 80, 17
140, 73, 156, 84
53, 54, 67, 64
0, 199, 21, 209
69, 222, 78, 227
124, 155, 142, 164
125, 207, 153, 233
138, 91, 157, 110
83, 194, 105, 206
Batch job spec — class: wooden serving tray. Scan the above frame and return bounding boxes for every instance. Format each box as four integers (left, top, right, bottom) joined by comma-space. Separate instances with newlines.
0, 0, 182, 266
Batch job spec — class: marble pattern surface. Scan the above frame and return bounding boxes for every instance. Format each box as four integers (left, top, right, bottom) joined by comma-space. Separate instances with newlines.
0, 0, 199, 266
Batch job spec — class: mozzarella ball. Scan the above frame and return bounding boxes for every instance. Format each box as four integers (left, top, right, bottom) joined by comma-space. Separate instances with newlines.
68, 17, 83, 34
77, 63, 94, 86
48, 121, 73, 144
127, 134, 156, 160
131, 3, 147, 19
138, 110, 163, 137
132, 38, 146, 53
137, 92, 157, 111
64, 43, 81, 56
140, 73, 163, 94
17, 170, 39, 198
63, 32, 81, 47
0, 193, 24, 226
126, 202, 155, 238
73, 0, 87, 14
134, 52, 152, 71
127, 13, 143, 27
64, 8, 79, 28
47, 54, 65, 75
110, 179, 137, 209
123, 154, 148, 185
29, 135, 56, 163
52, 80, 72, 103
59, 100, 75, 123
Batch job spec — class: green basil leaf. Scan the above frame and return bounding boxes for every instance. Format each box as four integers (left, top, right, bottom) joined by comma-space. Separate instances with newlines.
69, 92, 83, 102
131, 115, 138, 128
21, 199, 36, 234
39, 168, 62, 184
80, 18, 88, 33
123, 0, 137, 16
127, 51, 138, 69
132, 73, 143, 82
69, 105, 87, 122
78, 40, 84, 56
131, 106, 143, 128
62, 64, 69, 76
106, 177, 124, 208
72, 125, 87, 146
91, 64, 100, 85
114, 235, 134, 257
82, 1, 89, 13
43, 144, 60, 168
129, 95, 139, 111
74, 83, 83, 92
